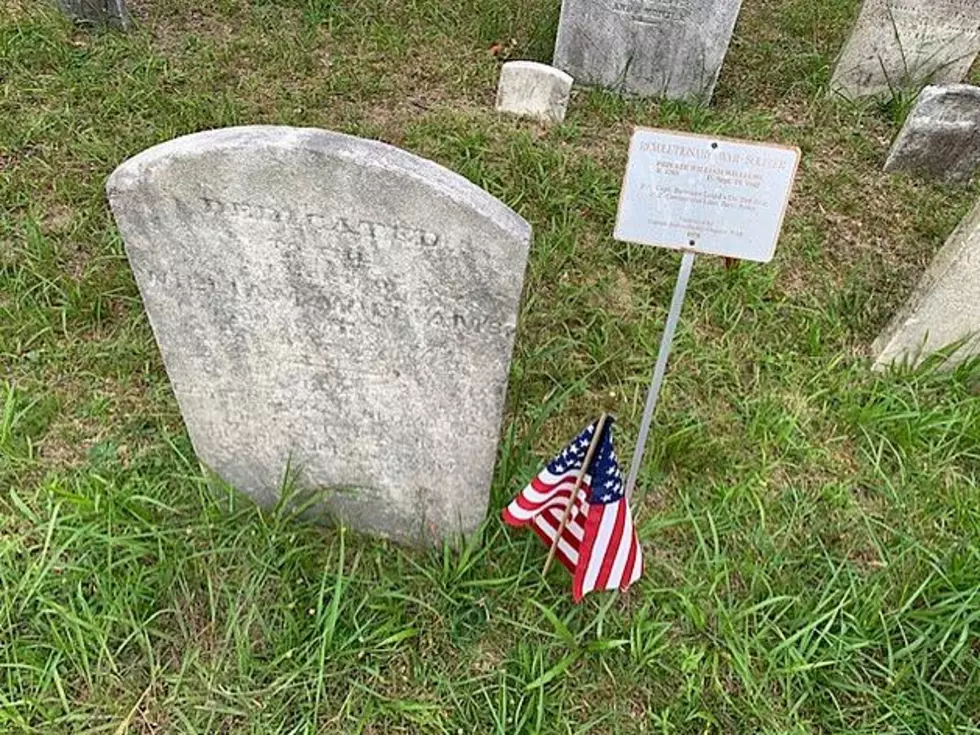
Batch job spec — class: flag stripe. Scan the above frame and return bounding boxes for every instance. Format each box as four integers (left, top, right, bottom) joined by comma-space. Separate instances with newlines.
504, 487, 589, 526
536, 504, 586, 543
517, 483, 577, 509
505, 479, 593, 522
539, 469, 593, 486
504, 493, 571, 523
605, 506, 635, 591
621, 535, 639, 591
583, 504, 619, 593
531, 516, 578, 571
572, 500, 605, 602
594, 502, 627, 591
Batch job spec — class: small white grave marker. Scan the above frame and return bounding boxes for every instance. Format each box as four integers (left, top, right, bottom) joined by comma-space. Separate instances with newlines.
615, 128, 800, 262
614, 128, 800, 498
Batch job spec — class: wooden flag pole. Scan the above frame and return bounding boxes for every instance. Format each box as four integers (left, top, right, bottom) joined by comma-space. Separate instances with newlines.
542, 412, 610, 576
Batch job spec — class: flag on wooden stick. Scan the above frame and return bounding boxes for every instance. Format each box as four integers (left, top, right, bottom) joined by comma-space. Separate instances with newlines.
502, 417, 643, 602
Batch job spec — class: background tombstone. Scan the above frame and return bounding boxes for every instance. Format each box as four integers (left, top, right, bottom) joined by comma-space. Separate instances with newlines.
873, 200, 980, 369
553, 0, 744, 101
884, 85, 980, 183
107, 126, 532, 545
58, 0, 131, 29
495, 61, 574, 124
831, 0, 980, 100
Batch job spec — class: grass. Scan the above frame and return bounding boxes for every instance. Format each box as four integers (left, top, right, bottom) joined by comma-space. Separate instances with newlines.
2, 0, 980, 731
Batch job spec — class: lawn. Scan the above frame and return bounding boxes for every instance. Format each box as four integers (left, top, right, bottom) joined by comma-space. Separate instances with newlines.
2, 0, 980, 732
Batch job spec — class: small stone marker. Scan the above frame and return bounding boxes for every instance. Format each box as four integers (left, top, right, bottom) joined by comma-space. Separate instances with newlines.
884, 85, 980, 183
58, 0, 131, 29
873, 200, 980, 369
614, 128, 801, 262
107, 126, 532, 545
831, 0, 980, 100
553, 0, 744, 101
495, 61, 574, 124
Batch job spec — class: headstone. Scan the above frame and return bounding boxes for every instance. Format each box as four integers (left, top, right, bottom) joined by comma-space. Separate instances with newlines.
495, 61, 574, 124
58, 0, 131, 29
873, 200, 980, 369
831, 0, 980, 100
884, 85, 980, 183
553, 0, 744, 101
107, 126, 532, 545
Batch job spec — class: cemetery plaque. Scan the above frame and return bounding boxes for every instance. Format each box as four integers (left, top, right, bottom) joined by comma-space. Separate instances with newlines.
614, 128, 801, 262
831, 0, 980, 99
553, 0, 744, 101
107, 126, 532, 545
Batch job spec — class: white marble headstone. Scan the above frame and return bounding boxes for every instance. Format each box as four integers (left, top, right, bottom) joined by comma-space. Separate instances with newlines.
107, 126, 532, 545
553, 0, 744, 101
831, 0, 980, 100
873, 200, 980, 369
495, 61, 574, 124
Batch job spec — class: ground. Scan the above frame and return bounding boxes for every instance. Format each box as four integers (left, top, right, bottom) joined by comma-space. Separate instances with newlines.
2, 0, 980, 732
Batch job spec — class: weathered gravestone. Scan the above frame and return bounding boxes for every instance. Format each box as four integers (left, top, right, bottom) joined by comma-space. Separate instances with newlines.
553, 0, 744, 101
496, 61, 574, 124
884, 84, 980, 183
107, 126, 532, 545
831, 0, 980, 100
58, 0, 131, 29
873, 199, 980, 369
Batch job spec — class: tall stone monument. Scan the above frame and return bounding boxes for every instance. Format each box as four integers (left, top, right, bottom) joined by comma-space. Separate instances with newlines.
873, 200, 980, 369
107, 126, 532, 545
553, 0, 745, 101
884, 85, 980, 183
58, 0, 131, 29
831, 0, 980, 100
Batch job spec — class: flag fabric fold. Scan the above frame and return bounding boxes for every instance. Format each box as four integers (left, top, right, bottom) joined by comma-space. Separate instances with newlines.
502, 419, 643, 602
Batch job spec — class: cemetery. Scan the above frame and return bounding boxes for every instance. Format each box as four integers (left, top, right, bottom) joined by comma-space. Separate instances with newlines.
2, 0, 979, 731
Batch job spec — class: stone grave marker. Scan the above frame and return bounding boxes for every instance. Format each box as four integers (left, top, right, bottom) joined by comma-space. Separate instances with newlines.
58, 0, 131, 29
552, 0, 744, 101
884, 84, 980, 183
831, 0, 980, 100
873, 199, 980, 369
107, 126, 532, 545
495, 61, 574, 124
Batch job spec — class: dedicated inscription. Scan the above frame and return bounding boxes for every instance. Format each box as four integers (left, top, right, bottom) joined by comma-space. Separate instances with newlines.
146, 197, 515, 341
200, 196, 443, 249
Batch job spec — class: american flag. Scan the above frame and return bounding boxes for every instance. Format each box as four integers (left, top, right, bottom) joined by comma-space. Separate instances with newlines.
502, 419, 643, 602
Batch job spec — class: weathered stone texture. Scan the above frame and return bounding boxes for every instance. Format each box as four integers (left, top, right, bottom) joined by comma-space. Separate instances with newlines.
107, 126, 532, 544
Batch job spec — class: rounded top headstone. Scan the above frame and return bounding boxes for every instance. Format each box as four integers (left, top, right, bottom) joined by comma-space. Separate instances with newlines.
107, 125, 533, 545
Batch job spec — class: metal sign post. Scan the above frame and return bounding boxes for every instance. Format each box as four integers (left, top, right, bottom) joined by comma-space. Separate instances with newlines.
624, 251, 695, 500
